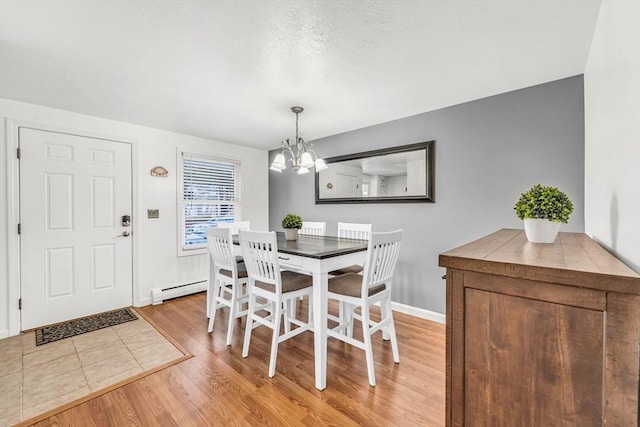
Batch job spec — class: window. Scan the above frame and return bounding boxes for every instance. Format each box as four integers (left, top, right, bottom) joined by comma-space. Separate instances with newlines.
179, 152, 240, 252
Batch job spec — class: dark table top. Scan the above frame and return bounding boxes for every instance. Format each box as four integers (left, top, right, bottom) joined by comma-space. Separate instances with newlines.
234, 232, 368, 259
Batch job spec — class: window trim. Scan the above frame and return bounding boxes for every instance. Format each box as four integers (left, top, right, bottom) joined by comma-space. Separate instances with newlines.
177, 149, 241, 256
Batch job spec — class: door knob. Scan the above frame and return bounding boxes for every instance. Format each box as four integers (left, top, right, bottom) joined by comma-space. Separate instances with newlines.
115, 231, 131, 238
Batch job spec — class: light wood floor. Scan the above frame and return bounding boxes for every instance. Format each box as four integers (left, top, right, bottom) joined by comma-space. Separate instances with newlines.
30, 293, 445, 426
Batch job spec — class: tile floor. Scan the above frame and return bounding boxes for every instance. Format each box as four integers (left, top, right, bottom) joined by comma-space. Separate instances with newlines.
0, 312, 185, 426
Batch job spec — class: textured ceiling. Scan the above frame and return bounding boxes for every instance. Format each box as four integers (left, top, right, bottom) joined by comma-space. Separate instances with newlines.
0, 1, 601, 150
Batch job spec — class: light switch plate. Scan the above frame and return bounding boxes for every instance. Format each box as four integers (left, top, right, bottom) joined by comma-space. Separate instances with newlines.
147, 209, 159, 219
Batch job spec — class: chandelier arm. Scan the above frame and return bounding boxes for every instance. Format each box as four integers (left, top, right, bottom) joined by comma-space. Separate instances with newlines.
296, 138, 309, 159
281, 141, 297, 161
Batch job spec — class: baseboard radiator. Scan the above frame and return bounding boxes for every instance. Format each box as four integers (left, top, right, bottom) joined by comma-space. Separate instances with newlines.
151, 280, 207, 305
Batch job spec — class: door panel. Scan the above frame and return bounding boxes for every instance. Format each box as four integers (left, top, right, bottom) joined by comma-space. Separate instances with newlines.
46, 247, 74, 298
91, 176, 114, 228
20, 128, 132, 329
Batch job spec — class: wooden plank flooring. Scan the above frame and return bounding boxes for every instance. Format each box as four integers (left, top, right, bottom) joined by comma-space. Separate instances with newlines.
29, 293, 445, 426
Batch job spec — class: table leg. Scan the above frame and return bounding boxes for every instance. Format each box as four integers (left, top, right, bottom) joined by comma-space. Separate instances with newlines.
207, 258, 214, 317
313, 271, 328, 390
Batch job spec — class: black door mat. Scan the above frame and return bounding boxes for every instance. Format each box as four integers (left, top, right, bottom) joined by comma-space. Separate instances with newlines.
35, 308, 138, 346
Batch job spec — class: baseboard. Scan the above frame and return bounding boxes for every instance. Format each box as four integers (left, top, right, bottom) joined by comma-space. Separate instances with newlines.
0, 329, 9, 339
134, 296, 152, 307
151, 280, 207, 305
391, 301, 445, 324
142, 281, 445, 324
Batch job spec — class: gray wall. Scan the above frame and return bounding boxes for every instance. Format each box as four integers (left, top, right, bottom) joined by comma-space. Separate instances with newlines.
269, 76, 585, 315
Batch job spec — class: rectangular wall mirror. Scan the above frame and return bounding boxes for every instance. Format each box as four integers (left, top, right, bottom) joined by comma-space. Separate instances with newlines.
315, 141, 435, 204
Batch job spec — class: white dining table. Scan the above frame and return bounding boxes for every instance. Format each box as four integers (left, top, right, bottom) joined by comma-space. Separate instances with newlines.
227, 232, 368, 390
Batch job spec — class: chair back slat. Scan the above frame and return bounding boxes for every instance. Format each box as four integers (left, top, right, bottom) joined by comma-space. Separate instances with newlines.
338, 222, 372, 240
218, 221, 251, 235
207, 227, 237, 274
300, 221, 326, 236
362, 230, 403, 293
239, 230, 281, 293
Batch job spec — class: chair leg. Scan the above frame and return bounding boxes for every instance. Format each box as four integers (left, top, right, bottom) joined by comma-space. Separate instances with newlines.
284, 299, 291, 334
345, 302, 354, 338
206, 266, 215, 317
385, 297, 400, 363
207, 280, 221, 333
206, 280, 211, 318
380, 298, 390, 341
226, 283, 238, 346
268, 301, 282, 377
292, 297, 299, 321
361, 304, 376, 386
338, 301, 346, 335
242, 293, 256, 358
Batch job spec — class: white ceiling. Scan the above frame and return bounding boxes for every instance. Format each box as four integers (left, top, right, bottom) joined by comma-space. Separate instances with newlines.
0, 0, 602, 151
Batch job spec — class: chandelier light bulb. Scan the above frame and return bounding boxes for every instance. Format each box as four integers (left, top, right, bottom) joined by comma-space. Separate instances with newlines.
300, 151, 315, 169
314, 158, 328, 172
270, 153, 286, 170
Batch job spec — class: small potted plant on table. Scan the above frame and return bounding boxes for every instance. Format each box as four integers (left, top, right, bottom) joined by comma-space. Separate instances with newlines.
514, 184, 574, 243
282, 213, 303, 241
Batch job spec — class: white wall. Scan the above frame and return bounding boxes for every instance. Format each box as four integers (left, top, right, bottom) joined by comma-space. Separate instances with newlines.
584, 0, 640, 272
0, 98, 269, 337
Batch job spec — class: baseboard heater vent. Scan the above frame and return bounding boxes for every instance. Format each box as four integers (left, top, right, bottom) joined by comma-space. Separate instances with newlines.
151, 280, 207, 305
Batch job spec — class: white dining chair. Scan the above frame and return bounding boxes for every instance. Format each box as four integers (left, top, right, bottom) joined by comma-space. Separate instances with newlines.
218, 221, 251, 265
239, 230, 314, 377
207, 227, 249, 346
337, 222, 372, 240
329, 222, 373, 275
300, 221, 326, 236
327, 229, 403, 386
218, 221, 251, 235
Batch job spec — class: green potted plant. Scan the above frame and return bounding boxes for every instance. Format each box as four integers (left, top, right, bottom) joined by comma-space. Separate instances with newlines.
514, 184, 574, 243
281, 213, 303, 240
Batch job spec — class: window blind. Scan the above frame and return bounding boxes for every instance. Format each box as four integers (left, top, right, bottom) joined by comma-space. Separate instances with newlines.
181, 154, 239, 249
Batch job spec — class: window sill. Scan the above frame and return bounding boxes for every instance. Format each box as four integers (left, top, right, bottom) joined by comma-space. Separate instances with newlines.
177, 247, 208, 257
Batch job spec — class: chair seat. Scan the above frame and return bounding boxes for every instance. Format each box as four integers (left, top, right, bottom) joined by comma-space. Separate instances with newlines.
328, 273, 386, 298
220, 262, 248, 278
329, 264, 363, 276
255, 270, 312, 293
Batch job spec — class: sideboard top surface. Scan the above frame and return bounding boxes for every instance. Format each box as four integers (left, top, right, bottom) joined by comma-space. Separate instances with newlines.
439, 229, 640, 294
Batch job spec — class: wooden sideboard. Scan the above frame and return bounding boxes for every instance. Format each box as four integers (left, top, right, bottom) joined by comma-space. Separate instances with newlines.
439, 229, 640, 426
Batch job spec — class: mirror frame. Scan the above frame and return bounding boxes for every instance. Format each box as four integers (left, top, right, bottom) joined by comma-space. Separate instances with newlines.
315, 140, 435, 204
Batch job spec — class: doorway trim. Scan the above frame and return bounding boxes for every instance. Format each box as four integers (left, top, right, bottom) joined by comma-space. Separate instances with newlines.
5, 118, 140, 336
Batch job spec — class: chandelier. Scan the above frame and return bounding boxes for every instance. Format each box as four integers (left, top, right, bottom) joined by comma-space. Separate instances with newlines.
270, 106, 328, 175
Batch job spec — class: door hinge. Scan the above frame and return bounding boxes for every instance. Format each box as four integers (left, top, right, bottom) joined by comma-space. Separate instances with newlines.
18, 299, 22, 310
17, 223, 21, 235
17, 147, 21, 159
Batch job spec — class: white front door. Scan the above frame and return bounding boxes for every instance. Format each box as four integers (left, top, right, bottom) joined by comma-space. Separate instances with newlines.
19, 128, 133, 330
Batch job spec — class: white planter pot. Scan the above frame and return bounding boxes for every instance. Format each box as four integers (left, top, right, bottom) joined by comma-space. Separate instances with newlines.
524, 218, 561, 243
284, 228, 298, 241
